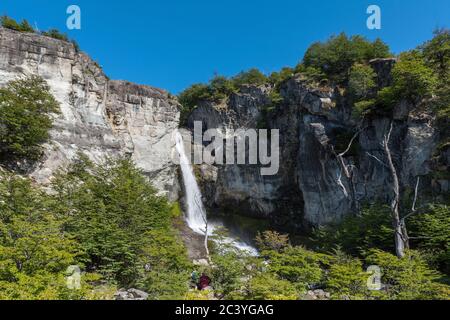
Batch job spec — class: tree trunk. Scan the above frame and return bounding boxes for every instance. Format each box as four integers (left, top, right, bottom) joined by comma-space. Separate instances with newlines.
383, 122, 409, 258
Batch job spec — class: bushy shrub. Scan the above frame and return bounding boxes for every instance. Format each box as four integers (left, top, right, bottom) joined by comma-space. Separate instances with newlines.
0, 172, 86, 300
294, 64, 327, 84
52, 156, 182, 287
324, 251, 369, 300
255, 231, 290, 252
421, 28, 450, 81
389, 51, 438, 102
232, 68, 269, 87
1, 16, 34, 33
348, 63, 377, 101
0, 76, 59, 163
409, 205, 450, 274
365, 250, 449, 300
312, 205, 395, 256
42, 29, 69, 42
245, 273, 298, 300
303, 33, 390, 84
263, 246, 326, 290
269, 67, 295, 87
141, 270, 190, 300
420, 29, 450, 118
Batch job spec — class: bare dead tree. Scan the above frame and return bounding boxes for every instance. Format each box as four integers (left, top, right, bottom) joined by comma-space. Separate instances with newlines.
332, 128, 364, 213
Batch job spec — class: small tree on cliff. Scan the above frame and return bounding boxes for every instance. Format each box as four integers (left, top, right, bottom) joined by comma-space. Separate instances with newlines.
0, 76, 59, 165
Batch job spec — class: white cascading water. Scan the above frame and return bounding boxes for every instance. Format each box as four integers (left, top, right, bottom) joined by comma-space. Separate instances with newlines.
175, 131, 257, 255
175, 131, 208, 234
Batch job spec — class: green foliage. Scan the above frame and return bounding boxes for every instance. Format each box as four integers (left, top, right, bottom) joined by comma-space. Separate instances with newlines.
421, 28, 450, 81
0, 172, 106, 300
255, 231, 290, 252
42, 29, 69, 42
303, 33, 390, 84
420, 29, 450, 118
141, 270, 190, 300
1, 16, 34, 33
389, 51, 438, 103
311, 205, 395, 256
210, 250, 248, 298
365, 250, 449, 300
178, 69, 271, 126
208, 228, 251, 298
232, 68, 269, 87
332, 129, 360, 156
0, 156, 190, 300
140, 229, 192, 274
0, 76, 59, 163
353, 99, 376, 118
178, 75, 237, 125
245, 273, 298, 300
269, 67, 295, 87
348, 63, 377, 101
52, 156, 182, 287
409, 205, 450, 274
324, 251, 369, 300
294, 64, 327, 84
263, 246, 326, 290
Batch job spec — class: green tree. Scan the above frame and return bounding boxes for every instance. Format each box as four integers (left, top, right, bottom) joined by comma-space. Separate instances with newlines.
52, 156, 179, 287
421, 28, 450, 80
420, 29, 450, 118
303, 33, 390, 84
389, 51, 438, 103
1, 16, 34, 33
365, 250, 449, 300
324, 251, 369, 300
409, 205, 450, 274
348, 63, 377, 101
245, 273, 298, 300
42, 29, 69, 42
0, 76, 59, 163
0, 172, 79, 299
311, 205, 395, 257
263, 246, 326, 290
232, 68, 268, 87
255, 231, 290, 253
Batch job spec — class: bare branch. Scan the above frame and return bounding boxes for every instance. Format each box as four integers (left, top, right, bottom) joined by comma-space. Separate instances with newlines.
336, 171, 349, 198
366, 152, 388, 167
338, 128, 364, 158
401, 204, 429, 221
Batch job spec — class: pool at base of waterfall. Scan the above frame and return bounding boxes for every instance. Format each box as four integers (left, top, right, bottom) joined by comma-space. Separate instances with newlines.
175, 131, 264, 256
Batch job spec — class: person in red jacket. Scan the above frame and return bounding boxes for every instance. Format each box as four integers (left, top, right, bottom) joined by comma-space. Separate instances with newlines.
197, 273, 211, 290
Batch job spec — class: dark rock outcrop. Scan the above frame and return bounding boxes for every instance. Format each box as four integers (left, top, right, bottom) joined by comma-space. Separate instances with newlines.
187, 59, 444, 229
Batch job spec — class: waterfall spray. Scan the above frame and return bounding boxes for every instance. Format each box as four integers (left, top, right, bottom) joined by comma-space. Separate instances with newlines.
175, 130, 258, 255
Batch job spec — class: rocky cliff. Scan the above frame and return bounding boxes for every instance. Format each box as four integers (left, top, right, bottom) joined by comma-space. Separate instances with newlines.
1, 27, 447, 230
187, 59, 448, 229
0, 27, 180, 200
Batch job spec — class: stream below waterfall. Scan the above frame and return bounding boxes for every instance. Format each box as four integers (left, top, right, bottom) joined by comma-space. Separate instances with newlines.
175, 131, 259, 256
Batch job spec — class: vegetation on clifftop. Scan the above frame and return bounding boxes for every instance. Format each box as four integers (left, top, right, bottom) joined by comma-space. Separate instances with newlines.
1, 15, 80, 51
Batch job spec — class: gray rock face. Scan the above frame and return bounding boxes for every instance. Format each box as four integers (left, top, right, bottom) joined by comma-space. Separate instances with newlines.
0, 27, 180, 200
115, 288, 149, 301
187, 59, 443, 228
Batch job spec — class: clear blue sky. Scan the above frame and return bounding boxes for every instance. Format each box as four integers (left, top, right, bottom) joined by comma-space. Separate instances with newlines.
1, 0, 448, 93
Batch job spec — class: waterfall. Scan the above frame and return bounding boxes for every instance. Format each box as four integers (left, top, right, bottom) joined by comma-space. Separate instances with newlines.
174, 131, 258, 255
175, 131, 208, 234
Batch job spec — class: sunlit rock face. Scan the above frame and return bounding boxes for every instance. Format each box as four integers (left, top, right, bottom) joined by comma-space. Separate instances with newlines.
0, 27, 444, 228
0, 27, 180, 200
